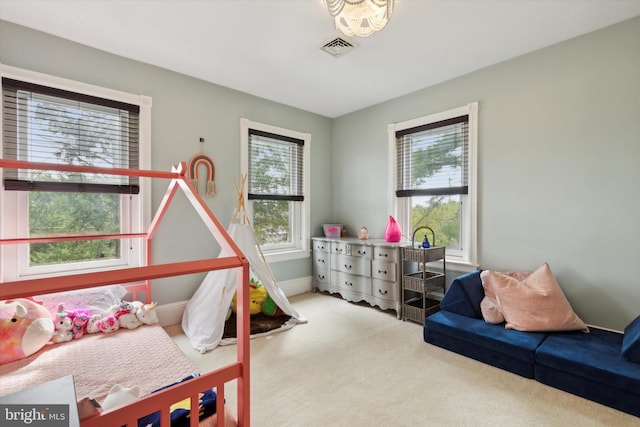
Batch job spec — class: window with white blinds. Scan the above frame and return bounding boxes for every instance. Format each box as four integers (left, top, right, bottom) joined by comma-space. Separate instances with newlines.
395, 115, 469, 198
2, 77, 140, 194
388, 102, 478, 267
1, 66, 151, 281
248, 129, 304, 202
240, 118, 310, 262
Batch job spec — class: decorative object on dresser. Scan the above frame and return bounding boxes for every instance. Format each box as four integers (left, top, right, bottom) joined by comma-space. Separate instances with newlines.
358, 226, 369, 240
323, 223, 343, 238
402, 227, 446, 324
384, 215, 402, 242
312, 237, 408, 318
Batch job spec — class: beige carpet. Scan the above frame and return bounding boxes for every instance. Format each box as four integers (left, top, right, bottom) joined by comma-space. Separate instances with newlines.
166, 293, 639, 427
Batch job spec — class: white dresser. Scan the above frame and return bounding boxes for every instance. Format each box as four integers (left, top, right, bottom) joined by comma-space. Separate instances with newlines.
312, 237, 408, 318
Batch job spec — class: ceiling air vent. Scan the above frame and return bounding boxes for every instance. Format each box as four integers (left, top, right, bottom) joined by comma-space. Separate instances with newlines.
320, 36, 359, 57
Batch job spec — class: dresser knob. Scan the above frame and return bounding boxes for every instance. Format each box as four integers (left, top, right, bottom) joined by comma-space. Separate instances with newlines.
378, 270, 387, 274
378, 289, 388, 295
345, 264, 352, 269
346, 281, 353, 286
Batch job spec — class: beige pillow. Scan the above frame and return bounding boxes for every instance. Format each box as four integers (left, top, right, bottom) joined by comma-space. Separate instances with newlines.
481, 263, 589, 332
480, 271, 531, 324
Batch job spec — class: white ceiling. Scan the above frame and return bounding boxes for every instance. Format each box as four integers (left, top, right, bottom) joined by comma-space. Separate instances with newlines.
1, 0, 639, 118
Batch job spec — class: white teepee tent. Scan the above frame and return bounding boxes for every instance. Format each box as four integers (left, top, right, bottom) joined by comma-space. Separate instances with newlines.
182, 176, 307, 353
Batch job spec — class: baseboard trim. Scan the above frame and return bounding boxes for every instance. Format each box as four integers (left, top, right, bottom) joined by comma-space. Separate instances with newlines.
156, 275, 313, 327
278, 275, 313, 296
157, 300, 187, 327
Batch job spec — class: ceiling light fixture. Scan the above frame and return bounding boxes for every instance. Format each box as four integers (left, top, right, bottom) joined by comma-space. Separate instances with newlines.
326, 0, 394, 38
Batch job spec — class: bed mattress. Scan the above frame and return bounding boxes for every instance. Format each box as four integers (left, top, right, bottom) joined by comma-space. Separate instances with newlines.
0, 324, 198, 403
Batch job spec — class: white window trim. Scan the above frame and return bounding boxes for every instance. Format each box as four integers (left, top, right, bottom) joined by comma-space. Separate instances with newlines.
388, 102, 478, 268
240, 118, 311, 263
0, 64, 152, 281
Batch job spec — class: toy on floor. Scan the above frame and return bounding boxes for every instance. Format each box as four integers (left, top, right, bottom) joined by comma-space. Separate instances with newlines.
52, 303, 74, 343
0, 298, 54, 364
262, 294, 284, 317
232, 278, 267, 315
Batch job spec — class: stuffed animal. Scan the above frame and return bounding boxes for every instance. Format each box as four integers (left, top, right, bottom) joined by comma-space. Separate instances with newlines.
86, 314, 102, 334
232, 279, 267, 315
135, 302, 158, 325
52, 304, 74, 343
101, 384, 140, 412
0, 298, 54, 364
116, 301, 143, 330
95, 315, 120, 333
262, 294, 284, 317
69, 308, 91, 339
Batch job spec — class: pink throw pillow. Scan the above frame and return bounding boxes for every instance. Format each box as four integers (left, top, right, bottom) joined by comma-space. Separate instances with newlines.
481, 263, 589, 333
480, 271, 532, 324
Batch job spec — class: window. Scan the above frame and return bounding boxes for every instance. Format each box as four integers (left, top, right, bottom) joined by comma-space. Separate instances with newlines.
240, 118, 310, 262
388, 102, 478, 267
1, 65, 151, 280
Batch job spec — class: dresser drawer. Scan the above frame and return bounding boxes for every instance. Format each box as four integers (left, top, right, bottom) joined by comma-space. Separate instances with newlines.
331, 254, 371, 277
314, 250, 330, 268
314, 264, 330, 284
372, 278, 398, 302
313, 239, 330, 252
331, 241, 348, 255
335, 271, 370, 295
372, 260, 397, 282
350, 244, 371, 258
373, 246, 398, 262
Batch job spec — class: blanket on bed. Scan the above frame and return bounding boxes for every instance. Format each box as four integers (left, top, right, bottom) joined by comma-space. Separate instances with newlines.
0, 324, 197, 403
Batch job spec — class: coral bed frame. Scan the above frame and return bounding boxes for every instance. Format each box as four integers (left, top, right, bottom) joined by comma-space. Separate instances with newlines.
0, 159, 251, 426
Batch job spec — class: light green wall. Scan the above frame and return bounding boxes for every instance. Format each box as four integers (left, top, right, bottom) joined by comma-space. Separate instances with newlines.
0, 21, 333, 305
2, 17, 639, 330
332, 16, 640, 330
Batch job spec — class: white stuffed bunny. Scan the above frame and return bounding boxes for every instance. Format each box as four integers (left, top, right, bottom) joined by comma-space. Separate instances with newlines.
51, 304, 73, 343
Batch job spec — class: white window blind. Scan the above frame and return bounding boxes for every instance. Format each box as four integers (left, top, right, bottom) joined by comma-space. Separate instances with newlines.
396, 115, 469, 197
2, 77, 140, 194
248, 129, 304, 201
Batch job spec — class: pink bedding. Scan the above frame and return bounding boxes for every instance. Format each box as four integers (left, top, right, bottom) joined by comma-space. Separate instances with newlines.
0, 324, 197, 404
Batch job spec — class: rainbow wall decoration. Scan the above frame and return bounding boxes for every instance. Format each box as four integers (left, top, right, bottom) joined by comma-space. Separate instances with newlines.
188, 153, 216, 197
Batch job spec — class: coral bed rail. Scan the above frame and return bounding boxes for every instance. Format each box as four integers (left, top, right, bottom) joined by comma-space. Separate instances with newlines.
0, 159, 251, 426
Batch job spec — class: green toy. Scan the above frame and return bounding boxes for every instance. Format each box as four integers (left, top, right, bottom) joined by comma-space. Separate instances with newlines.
262, 294, 283, 317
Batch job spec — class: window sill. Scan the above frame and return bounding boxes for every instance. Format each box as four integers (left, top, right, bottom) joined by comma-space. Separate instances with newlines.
263, 248, 311, 263
445, 259, 480, 273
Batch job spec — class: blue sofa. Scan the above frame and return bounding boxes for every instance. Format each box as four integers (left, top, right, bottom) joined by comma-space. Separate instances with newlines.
423, 270, 640, 418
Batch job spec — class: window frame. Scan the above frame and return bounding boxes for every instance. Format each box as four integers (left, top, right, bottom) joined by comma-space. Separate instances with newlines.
240, 118, 310, 263
0, 64, 152, 281
388, 102, 478, 269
